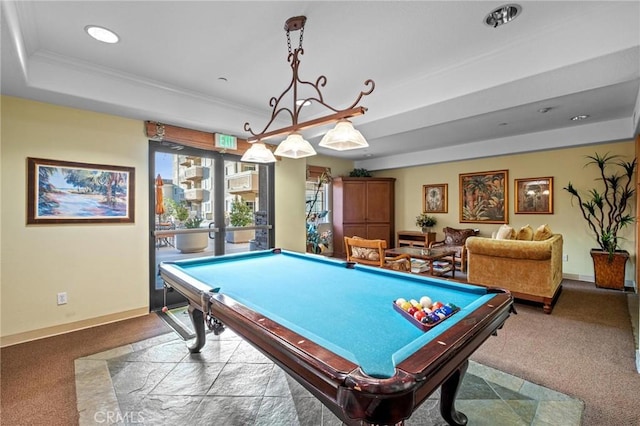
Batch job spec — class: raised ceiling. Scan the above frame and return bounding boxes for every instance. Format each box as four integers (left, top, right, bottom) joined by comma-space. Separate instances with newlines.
2, 1, 639, 170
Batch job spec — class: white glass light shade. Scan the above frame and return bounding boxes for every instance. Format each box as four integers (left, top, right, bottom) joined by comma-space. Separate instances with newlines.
274, 132, 316, 159
318, 119, 369, 151
240, 142, 277, 163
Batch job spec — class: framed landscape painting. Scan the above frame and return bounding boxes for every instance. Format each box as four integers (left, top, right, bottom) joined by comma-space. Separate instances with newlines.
459, 169, 508, 223
515, 176, 553, 214
27, 157, 135, 224
422, 183, 448, 213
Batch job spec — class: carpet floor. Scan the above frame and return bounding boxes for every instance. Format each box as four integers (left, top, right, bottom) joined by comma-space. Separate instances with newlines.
471, 279, 640, 426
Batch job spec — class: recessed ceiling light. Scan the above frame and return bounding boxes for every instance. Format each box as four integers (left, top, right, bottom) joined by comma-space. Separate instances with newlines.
484, 4, 522, 28
537, 107, 553, 113
85, 25, 119, 44
218, 77, 228, 82
571, 115, 590, 121
498, 122, 508, 126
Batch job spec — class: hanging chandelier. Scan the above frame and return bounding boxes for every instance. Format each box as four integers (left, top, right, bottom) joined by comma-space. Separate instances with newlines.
241, 16, 375, 163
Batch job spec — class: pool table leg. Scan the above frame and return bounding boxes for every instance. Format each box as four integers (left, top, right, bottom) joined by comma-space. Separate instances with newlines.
186, 305, 206, 353
440, 359, 469, 426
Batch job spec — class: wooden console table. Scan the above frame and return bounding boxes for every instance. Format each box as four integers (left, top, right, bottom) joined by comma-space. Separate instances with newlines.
396, 230, 436, 248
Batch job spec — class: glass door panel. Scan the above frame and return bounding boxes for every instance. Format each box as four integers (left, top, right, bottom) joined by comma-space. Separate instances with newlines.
149, 142, 274, 311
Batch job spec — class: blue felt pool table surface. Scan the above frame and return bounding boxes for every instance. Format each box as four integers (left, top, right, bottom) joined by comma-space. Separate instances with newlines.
167, 249, 497, 378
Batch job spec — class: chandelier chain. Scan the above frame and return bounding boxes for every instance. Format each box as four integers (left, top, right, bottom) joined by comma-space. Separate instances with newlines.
285, 26, 305, 55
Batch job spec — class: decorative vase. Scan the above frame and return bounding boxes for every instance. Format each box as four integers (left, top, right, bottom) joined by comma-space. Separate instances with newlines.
422, 227, 431, 234
590, 249, 628, 290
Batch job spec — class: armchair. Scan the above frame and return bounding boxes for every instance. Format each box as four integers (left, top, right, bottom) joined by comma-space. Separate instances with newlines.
344, 236, 412, 272
429, 227, 479, 273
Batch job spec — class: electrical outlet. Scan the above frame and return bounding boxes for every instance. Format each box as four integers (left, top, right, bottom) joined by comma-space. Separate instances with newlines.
57, 292, 68, 305
562, 254, 568, 262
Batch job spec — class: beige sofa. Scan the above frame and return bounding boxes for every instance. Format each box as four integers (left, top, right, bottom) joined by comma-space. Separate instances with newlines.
465, 234, 563, 314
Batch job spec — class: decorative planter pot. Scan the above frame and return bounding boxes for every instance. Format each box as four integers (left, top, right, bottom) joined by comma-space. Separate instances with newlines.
225, 229, 255, 244
590, 249, 629, 290
175, 232, 208, 253
421, 227, 432, 234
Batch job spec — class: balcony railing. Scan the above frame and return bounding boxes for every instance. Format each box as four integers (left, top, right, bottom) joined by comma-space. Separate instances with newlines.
184, 188, 204, 202
226, 170, 258, 194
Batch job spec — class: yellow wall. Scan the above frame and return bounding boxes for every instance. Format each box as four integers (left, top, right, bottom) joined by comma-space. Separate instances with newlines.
1, 96, 150, 343
374, 142, 637, 283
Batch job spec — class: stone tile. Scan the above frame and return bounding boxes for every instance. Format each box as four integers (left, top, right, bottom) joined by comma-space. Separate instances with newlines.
457, 399, 529, 426
112, 338, 189, 363
109, 360, 175, 402
118, 394, 203, 426
189, 395, 263, 424
81, 344, 134, 361
75, 359, 120, 426
208, 363, 274, 396
150, 362, 225, 396
265, 366, 314, 398
506, 400, 539, 424
469, 360, 526, 392
75, 335, 585, 426
458, 374, 500, 400
228, 340, 273, 364
533, 400, 585, 426
520, 381, 574, 401
181, 338, 241, 363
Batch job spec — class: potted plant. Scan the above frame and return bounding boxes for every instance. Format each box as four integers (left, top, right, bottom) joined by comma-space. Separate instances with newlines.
564, 152, 636, 289
166, 199, 189, 225
226, 198, 255, 243
416, 213, 437, 233
175, 215, 209, 253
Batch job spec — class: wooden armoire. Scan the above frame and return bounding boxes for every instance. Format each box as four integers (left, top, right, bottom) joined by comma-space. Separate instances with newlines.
332, 177, 395, 258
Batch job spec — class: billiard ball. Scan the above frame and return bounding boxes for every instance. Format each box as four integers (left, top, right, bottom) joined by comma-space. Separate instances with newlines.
419, 296, 432, 308
395, 298, 407, 307
408, 307, 418, 316
161, 306, 168, 313
432, 301, 444, 310
427, 313, 441, 323
414, 310, 426, 321
441, 305, 454, 315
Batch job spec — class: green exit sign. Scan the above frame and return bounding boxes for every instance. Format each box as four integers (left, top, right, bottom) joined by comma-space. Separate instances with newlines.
215, 133, 237, 150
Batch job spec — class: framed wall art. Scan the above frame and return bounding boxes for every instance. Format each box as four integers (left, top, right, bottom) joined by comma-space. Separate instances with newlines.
27, 157, 135, 224
515, 176, 553, 214
422, 183, 448, 213
459, 169, 508, 224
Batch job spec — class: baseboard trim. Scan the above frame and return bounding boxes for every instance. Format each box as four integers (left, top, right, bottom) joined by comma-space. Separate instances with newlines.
0, 307, 150, 348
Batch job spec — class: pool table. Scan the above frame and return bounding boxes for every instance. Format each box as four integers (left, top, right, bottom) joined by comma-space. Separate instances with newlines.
159, 249, 513, 426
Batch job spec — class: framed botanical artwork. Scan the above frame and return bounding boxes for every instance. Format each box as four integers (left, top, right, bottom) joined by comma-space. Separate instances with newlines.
27, 157, 135, 224
459, 169, 508, 223
515, 177, 553, 214
422, 183, 448, 213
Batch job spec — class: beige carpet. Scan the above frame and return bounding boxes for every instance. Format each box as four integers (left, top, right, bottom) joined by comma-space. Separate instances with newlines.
471, 279, 639, 426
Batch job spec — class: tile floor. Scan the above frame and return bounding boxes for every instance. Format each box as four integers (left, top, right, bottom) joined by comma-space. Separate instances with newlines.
75, 325, 584, 426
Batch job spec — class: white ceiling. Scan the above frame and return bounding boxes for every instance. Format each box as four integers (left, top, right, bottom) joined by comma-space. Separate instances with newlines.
2, 1, 639, 170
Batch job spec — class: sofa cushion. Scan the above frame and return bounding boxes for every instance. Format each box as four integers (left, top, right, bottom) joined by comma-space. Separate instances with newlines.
534, 224, 553, 241
443, 227, 477, 245
466, 235, 557, 260
495, 225, 516, 240
516, 225, 534, 241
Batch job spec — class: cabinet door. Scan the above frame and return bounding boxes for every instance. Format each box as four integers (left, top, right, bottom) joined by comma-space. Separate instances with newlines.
343, 181, 367, 222
366, 181, 392, 223
343, 224, 368, 239
367, 224, 392, 244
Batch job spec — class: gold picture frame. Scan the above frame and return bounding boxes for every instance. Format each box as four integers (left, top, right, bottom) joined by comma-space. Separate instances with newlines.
459, 169, 508, 223
27, 157, 135, 224
515, 176, 553, 214
422, 183, 448, 213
